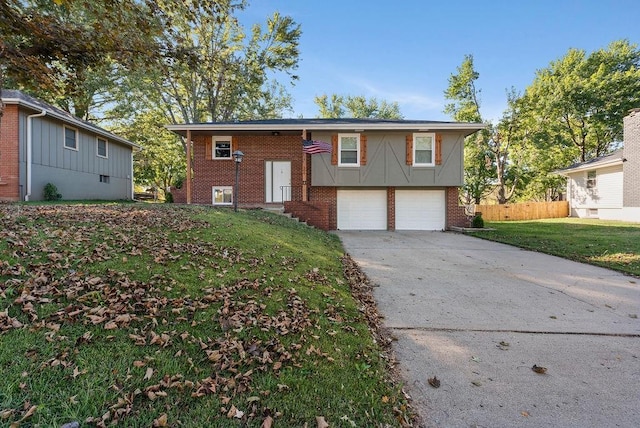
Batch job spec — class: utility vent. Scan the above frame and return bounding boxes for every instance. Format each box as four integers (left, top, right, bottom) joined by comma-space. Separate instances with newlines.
588, 208, 598, 217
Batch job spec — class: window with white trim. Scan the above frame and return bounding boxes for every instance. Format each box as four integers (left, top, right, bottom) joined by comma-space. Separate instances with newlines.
97, 137, 108, 158
212, 186, 233, 205
339, 133, 360, 166
213, 137, 232, 159
64, 126, 78, 150
413, 133, 435, 166
586, 170, 596, 189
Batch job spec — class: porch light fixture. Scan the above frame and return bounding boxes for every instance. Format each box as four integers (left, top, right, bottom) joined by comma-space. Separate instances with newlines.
233, 150, 244, 212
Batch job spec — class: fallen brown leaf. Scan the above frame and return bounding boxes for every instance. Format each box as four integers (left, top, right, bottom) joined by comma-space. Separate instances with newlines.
316, 416, 329, 428
261, 415, 274, 428
532, 364, 547, 374
428, 376, 440, 388
152, 413, 168, 427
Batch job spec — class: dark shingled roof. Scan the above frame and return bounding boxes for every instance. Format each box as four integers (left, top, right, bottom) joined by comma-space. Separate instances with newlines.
555, 148, 624, 174
1, 89, 138, 148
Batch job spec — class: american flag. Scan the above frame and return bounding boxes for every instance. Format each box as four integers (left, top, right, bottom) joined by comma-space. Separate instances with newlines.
302, 139, 332, 155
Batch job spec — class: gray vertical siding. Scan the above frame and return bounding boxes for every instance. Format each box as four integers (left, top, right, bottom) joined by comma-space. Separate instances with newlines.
22, 112, 133, 201
310, 131, 465, 187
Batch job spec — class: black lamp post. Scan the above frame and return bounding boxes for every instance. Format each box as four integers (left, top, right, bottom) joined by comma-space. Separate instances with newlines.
232, 150, 244, 212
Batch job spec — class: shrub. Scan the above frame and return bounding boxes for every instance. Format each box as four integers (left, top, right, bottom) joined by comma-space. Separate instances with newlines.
43, 183, 62, 201
471, 214, 484, 228
165, 192, 174, 203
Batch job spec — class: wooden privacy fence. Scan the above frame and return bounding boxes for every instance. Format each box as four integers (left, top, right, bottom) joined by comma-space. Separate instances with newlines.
475, 201, 569, 221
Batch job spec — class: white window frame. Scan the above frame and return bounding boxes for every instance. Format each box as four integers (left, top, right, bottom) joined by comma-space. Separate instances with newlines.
413, 132, 435, 166
212, 136, 232, 160
586, 170, 596, 189
64, 126, 78, 151
212, 186, 233, 205
96, 137, 108, 158
338, 133, 360, 167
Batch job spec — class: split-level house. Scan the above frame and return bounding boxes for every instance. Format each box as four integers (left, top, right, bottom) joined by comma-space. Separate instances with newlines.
168, 119, 484, 230
0, 89, 138, 201
555, 109, 640, 222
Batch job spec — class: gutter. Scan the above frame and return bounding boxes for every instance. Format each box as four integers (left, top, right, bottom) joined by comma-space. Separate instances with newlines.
25, 109, 47, 201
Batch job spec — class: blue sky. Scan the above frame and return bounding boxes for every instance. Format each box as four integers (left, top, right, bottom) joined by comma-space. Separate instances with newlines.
241, 0, 640, 122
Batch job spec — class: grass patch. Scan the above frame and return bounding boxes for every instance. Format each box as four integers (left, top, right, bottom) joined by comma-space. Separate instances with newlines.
467, 218, 640, 277
0, 204, 411, 427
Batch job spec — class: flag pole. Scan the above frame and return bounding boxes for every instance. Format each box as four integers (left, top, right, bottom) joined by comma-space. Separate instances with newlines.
302, 129, 308, 202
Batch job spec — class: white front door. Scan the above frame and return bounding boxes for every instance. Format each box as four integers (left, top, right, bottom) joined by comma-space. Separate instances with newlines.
265, 161, 291, 203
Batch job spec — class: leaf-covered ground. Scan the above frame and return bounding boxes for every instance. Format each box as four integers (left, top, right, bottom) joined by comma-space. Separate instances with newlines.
0, 204, 413, 427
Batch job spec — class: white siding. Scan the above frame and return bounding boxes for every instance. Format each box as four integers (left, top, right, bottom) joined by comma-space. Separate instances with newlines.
568, 165, 623, 218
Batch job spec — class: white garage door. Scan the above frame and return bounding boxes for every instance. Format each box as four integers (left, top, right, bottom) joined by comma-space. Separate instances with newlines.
337, 189, 387, 230
395, 190, 445, 230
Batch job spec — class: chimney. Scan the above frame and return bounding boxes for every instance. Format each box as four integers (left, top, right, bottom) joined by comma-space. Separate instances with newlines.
623, 108, 640, 208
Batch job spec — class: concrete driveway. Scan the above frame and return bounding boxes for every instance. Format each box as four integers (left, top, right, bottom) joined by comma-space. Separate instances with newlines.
337, 231, 640, 428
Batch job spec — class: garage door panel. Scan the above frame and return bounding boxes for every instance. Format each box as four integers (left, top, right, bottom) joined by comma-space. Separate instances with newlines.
396, 190, 445, 230
337, 190, 387, 230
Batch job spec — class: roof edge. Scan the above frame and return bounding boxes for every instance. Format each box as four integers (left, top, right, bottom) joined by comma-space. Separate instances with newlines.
2, 93, 140, 149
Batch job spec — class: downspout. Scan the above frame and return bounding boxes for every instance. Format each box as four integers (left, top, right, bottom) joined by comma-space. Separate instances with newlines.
25, 109, 47, 201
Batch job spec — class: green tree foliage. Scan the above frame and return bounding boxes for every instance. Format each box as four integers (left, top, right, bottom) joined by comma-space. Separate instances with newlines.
0, 0, 164, 120
314, 94, 403, 119
116, 110, 185, 195
117, 1, 301, 129
443, 55, 495, 204
515, 40, 640, 200
522, 40, 640, 163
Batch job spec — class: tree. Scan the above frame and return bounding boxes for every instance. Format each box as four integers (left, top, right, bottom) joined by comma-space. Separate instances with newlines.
116, 0, 301, 149
522, 40, 640, 163
0, 0, 164, 120
443, 55, 494, 204
314, 94, 403, 119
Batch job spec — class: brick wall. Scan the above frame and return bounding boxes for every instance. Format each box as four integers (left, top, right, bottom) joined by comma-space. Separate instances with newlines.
283, 201, 330, 230
189, 134, 304, 206
387, 187, 396, 230
623, 109, 640, 207
0, 104, 20, 201
446, 186, 468, 228
308, 186, 337, 230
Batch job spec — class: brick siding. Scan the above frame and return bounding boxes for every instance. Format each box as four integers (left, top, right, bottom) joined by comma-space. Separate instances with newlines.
0, 104, 20, 201
283, 201, 330, 230
623, 109, 640, 207
446, 186, 468, 228
387, 187, 396, 230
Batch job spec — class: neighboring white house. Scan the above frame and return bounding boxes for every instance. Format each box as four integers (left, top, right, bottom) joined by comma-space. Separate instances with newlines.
556, 108, 640, 222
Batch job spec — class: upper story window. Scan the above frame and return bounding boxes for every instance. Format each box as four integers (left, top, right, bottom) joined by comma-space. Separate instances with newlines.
586, 170, 596, 189
339, 133, 360, 166
97, 137, 108, 158
64, 126, 78, 150
213, 136, 232, 159
413, 133, 435, 166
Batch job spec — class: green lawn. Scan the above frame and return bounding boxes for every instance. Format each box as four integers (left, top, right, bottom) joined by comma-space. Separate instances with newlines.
0, 204, 412, 427
467, 218, 640, 277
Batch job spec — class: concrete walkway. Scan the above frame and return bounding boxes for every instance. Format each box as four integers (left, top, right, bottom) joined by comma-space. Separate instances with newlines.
337, 231, 640, 428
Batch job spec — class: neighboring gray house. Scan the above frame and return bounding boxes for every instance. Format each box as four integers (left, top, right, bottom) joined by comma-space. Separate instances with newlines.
167, 119, 484, 230
0, 90, 138, 201
555, 109, 640, 222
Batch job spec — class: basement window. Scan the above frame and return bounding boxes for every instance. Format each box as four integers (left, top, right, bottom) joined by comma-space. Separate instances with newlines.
99, 175, 110, 183
212, 187, 233, 205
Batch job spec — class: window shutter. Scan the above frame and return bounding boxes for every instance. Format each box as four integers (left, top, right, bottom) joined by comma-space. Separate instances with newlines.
360, 134, 367, 166
406, 134, 413, 165
331, 134, 338, 165
232, 136, 239, 152
206, 140, 212, 160
435, 133, 442, 165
